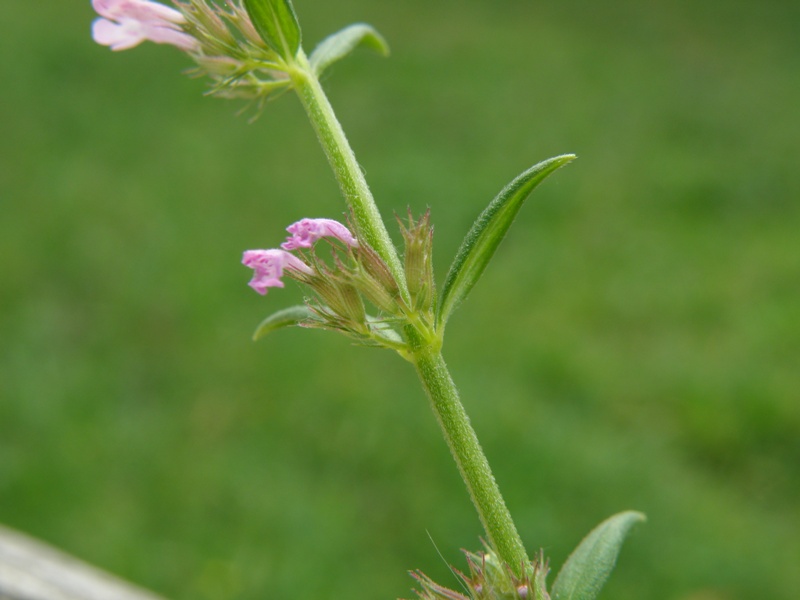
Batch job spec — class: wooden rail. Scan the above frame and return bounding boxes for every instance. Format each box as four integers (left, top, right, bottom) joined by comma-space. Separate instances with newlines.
0, 525, 166, 600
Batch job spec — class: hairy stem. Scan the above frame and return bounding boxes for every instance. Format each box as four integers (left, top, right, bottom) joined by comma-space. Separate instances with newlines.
289, 51, 528, 574
288, 53, 408, 299
413, 345, 530, 574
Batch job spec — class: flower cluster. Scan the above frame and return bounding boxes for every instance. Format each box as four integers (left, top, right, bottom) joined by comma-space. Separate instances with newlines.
90, 0, 293, 101
410, 546, 550, 600
242, 218, 357, 296
242, 215, 437, 353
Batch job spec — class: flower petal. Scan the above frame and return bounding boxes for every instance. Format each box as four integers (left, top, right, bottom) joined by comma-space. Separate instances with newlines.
282, 218, 358, 250
92, 0, 185, 24
242, 249, 312, 295
92, 18, 147, 51
143, 25, 200, 51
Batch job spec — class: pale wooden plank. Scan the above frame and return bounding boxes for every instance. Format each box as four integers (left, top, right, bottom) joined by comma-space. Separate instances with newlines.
0, 525, 166, 600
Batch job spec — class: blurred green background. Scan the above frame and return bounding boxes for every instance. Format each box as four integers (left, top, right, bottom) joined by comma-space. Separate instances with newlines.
1, 0, 798, 598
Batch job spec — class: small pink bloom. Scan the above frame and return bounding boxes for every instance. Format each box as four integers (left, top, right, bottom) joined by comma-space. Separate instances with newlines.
91, 0, 199, 52
242, 249, 313, 295
281, 218, 358, 250
93, 0, 185, 23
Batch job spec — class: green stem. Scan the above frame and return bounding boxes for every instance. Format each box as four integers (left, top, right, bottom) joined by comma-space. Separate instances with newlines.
288, 53, 408, 298
413, 345, 530, 575
288, 50, 527, 573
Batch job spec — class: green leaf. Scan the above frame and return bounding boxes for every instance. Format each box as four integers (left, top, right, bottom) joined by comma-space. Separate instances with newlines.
309, 24, 389, 76
437, 154, 575, 327
243, 0, 302, 60
551, 511, 646, 600
252, 305, 313, 341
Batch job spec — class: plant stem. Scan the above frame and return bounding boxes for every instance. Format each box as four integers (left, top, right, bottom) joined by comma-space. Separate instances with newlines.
413, 345, 530, 575
289, 52, 528, 574
288, 53, 408, 299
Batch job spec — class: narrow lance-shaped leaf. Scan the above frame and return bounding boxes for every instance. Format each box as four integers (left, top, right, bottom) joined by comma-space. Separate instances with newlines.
243, 0, 301, 60
309, 24, 390, 76
551, 511, 646, 600
437, 154, 575, 327
252, 305, 314, 341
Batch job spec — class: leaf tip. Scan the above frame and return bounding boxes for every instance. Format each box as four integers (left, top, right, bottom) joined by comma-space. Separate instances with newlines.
251, 305, 312, 341
436, 152, 577, 328
551, 510, 645, 600
310, 23, 390, 75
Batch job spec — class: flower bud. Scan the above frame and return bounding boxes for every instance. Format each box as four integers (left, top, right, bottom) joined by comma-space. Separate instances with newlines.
180, 0, 237, 51
350, 269, 399, 315
298, 267, 368, 333
354, 242, 401, 300
398, 209, 435, 314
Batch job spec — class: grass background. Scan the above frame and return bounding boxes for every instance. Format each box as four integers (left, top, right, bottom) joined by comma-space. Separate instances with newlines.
1, 0, 798, 598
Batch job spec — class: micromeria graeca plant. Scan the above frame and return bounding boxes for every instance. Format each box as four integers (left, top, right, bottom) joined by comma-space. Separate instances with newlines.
91, 0, 645, 597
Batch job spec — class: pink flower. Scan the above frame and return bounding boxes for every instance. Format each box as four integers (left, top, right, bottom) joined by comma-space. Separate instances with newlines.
281, 218, 358, 251
242, 249, 313, 295
91, 0, 199, 52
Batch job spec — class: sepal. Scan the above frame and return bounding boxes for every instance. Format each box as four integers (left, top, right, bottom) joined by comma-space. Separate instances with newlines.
178, 1, 293, 102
